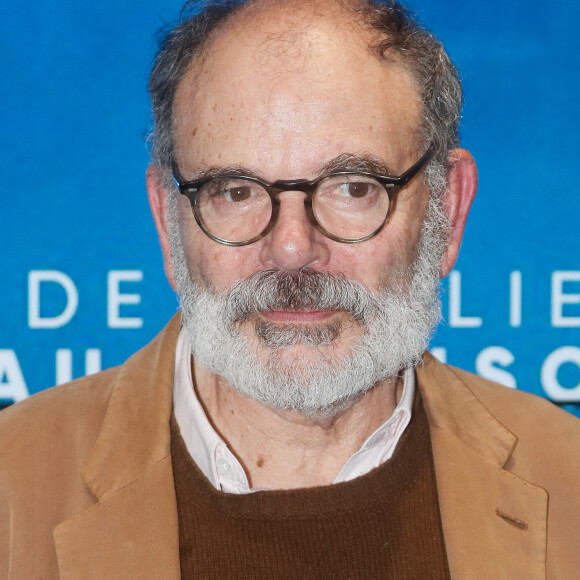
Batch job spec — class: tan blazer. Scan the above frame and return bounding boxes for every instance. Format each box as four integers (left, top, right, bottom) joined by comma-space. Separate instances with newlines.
1, 315, 579, 579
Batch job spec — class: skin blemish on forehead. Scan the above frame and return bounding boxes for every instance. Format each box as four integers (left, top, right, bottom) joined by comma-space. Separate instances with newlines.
257, 457, 265, 468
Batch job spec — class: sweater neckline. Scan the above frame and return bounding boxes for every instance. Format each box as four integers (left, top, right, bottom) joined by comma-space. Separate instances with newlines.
170, 391, 430, 519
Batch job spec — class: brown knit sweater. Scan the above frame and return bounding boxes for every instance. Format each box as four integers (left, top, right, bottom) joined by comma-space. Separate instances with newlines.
170, 394, 450, 579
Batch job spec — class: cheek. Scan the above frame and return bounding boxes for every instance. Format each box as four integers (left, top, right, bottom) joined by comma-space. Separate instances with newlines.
185, 230, 265, 292
173, 198, 254, 291
337, 243, 403, 292
344, 210, 426, 290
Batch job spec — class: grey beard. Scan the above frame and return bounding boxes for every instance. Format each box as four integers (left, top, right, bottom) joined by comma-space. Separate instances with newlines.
223, 267, 381, 350
255, 318, 342, 349
168, 194, 447, 417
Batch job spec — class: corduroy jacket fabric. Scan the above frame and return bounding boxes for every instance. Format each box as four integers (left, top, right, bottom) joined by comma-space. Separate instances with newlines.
1, 314, 580, 579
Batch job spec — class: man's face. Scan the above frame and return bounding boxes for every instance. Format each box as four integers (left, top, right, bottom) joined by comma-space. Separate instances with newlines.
165, 4, 445, 413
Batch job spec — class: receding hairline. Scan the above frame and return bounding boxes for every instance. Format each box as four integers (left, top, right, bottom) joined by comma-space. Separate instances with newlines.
178, 0, 414, 92
175, 0, 425, 159
150, 0, 461, 202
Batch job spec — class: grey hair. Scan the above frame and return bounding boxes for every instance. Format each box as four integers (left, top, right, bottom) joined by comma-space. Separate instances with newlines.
148, 0, 462, 199
360, 1, 463, 197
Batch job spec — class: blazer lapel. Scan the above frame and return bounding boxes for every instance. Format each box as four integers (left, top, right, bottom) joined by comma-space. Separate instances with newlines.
54, 316, 182, 579
53, 457, 180, 579
418, 354, 548, 580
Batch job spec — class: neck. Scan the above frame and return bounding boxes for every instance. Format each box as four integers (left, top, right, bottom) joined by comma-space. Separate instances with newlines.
193, 361, 403, 490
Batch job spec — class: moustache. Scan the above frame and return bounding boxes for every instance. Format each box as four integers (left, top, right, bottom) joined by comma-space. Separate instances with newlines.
221, 268, 379, 325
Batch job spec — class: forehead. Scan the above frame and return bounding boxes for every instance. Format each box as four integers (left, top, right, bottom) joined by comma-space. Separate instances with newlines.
173, 0, 422, 177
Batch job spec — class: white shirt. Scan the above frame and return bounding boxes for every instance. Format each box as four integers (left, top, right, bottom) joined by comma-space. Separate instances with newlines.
173, 328, 415, 493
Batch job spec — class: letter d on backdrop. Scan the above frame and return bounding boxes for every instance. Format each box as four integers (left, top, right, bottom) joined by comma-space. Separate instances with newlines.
28, 271, 79, 329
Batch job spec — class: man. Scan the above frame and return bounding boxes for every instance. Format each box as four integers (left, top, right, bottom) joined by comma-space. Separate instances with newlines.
1, 0, 579, 577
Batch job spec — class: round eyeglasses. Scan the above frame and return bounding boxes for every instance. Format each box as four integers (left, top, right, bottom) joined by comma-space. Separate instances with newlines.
172, 147, 433, 246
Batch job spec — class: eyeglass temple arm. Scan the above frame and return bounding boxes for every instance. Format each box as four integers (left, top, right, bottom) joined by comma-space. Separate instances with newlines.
171, 162, 187, 188
397, 146, 434, 187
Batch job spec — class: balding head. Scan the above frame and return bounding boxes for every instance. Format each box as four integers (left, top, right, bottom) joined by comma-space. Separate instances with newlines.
148, 0, 462, 196
172, 0, 422, 181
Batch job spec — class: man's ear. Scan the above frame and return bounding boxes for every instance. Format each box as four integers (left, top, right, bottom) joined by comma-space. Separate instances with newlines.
146, 165, 177, 291
439, 148, 478, 278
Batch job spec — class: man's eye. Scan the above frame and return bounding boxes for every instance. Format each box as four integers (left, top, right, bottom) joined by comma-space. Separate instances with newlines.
203, 180, 257, 202
338, 182, 371, 198
224, 186, 253, 202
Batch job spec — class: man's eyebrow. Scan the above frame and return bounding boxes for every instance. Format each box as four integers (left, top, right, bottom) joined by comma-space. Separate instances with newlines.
186, 165, 263, 181
319, 153, 397, 177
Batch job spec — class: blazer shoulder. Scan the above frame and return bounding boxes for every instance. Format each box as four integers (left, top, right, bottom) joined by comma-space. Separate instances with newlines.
442, 362, 580, 488
0, 366, 121, 471
447, 363, 580, 440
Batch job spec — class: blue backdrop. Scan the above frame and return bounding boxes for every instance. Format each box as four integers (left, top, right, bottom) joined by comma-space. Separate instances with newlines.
1, 0, 579, 417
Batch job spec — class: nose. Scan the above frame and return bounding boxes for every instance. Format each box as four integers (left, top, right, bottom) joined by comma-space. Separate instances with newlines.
258, 191, 330, 271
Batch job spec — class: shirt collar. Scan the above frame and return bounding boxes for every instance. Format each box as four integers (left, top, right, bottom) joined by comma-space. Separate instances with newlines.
173, 328, 415, 493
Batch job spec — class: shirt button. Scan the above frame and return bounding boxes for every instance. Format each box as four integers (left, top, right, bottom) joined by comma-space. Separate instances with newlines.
217, 458, 231, 474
